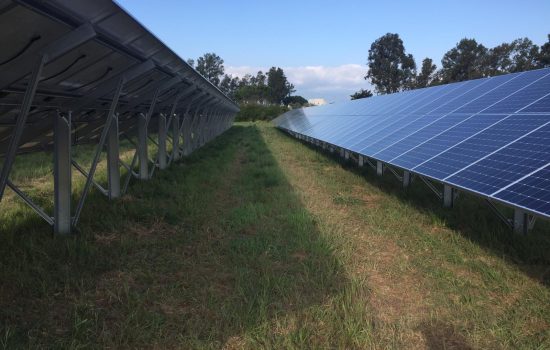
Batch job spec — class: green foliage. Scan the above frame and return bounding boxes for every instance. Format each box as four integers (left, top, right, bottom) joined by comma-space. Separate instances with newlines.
283, 95, 308, 107
416, 58, 437, 88
267, 67, 296, 104
363, 33, 550, 90
441, 38, 488, 83
195, 52, 225, 86
366, 33, 417, 94
234, 104, 289, 122
538, 34, 550, 67
350, 89, 373, 100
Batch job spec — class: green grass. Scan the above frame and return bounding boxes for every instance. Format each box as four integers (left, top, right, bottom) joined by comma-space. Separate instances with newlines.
1, 122, 549, 349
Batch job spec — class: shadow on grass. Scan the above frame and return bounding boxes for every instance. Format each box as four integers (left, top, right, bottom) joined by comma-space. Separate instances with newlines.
285, 130, 550, 287
0, 125, 360, 348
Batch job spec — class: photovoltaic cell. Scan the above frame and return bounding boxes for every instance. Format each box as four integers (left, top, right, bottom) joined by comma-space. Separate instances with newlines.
273, 67, 550, 219
446, 123, 550, 195
414, 114, 550, 179
494, 165, 550, 216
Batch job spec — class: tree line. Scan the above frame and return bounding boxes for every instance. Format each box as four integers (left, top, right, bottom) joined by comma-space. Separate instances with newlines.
187, 53, 307, 107
353, 33, 550, 99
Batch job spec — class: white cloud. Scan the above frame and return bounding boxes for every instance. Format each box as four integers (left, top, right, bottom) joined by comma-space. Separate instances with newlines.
226, 64, 371, 103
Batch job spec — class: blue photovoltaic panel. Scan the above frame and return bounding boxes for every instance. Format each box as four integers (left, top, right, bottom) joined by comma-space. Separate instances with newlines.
413, 114, 550, 179
272, 67, 550, 218
390, 113, 507, 169
446, 123, 550, 195
494, 165, 550, 216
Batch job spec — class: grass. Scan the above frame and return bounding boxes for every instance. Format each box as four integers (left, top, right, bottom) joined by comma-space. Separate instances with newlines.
0, 122, 549, 349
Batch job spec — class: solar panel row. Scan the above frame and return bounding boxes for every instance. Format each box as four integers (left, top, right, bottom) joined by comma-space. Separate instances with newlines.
0, 0, 239, 234
274, 68, 550, 221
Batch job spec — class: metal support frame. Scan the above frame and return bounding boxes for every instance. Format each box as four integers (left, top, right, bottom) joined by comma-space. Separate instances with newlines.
376, 161, 384, 176
72, 78, 125, 228
0, 55, 46, 202
419, 176, 443, 200
72, 160, 108, 196
403, 170, 411, 188
54, 112, 72, 235
358, 155, 364, 167
344, 150, 350, 160
158, 114, 167, 169
137, 113, 149, 180
513, 209, 536, 234
443, 185, 454, 208
107, 114, 120, 199
386, 165, 403, 182
172, 113, 180, 161
340, 148, 345, 158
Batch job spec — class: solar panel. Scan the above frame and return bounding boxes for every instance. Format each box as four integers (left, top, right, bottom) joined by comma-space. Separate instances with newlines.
0, 0, 239, 234
274, 67, 550, 231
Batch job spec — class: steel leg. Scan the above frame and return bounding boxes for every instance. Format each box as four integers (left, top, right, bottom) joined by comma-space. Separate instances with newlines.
443, 185, 454, 208
376, 161, 384, 176
403, 171, 411, 188
138, 114, 149, 180
107, 115, 120, 199
158, 114, 167, 169
54, 112, 72, 235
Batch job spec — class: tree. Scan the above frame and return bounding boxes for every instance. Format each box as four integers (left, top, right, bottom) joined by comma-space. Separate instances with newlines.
267, 67, 295, 104
441, 38, 487, 82
196, 52, 225, 86
186, 58, 195, 68
366, 33, 417, 94
350, 89, 374, 100
283, 95, 309, 107
416, 58, 437, 88
537, 34, 550, 68
485, 38, 540, 75
219, 74, 240, 100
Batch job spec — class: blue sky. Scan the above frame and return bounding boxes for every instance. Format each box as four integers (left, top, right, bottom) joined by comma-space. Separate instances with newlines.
117, 0, 550, 102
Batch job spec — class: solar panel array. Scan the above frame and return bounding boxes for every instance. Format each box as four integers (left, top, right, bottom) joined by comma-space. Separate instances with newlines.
274, 68, 550, 220
0, 0, 238, 156
0, 0, 239, 234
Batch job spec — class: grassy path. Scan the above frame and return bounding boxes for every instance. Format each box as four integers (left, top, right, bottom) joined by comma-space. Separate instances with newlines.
0, 122, 549, 349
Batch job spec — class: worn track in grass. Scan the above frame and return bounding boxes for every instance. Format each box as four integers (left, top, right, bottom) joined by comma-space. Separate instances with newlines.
0, 122, 549, 349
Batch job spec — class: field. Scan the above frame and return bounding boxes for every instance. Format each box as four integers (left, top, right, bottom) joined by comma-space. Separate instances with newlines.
1, 122, 549, 349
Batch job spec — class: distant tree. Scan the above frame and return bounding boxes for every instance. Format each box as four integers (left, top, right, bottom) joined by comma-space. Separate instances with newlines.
350, 89, 374, 100
283, 95, 309, 106
186, 58, 195, 68
219, 74, 240, 100
415, 58, 437, 88
485, 38, 540, 76
196, 53, 225, 86
267, 67, 295, 104
537, 34, 550, 68
366, 33, 417, 94
508, 38, 540, 72
441, 38, 487, 82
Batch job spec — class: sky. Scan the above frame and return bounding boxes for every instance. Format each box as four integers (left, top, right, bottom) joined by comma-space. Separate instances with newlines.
117, 0, 550, 102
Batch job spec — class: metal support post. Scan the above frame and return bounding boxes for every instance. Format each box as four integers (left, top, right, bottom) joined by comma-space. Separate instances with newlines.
403, 170, 411, 188
172, 113, 180, 161
72, 78, 124, 227
340, 148, 345, 157
107, 115, 120, 199
158, 114, 167, 169
358, 155, 364, 167
138, 114, 149, 180
376, 161, 384, 176
344, 150, 350, 160
0, 55, 46, 202
514, 209, 529, 234
54, 112, 72, 235
443, 185, 454, 208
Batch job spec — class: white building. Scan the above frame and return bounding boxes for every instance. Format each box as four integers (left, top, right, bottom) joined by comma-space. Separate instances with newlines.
308, 98, 327, 106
